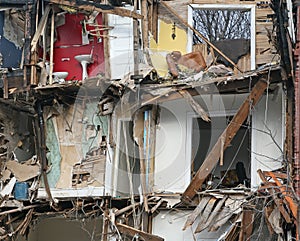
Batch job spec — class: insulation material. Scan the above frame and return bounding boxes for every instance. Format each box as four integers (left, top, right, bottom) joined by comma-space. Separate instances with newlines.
45, 118, 61, 188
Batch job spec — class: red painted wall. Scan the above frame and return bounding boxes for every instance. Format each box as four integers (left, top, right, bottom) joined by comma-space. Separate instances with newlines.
53, 13, 105, 81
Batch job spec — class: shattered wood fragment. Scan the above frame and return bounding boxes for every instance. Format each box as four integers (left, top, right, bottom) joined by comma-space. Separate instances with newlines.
263, 171, 287, 180
267, 208, 284, 235
6, 160, 40, 182
182, 79, 268, 203
257, 169, 292, 223
238, 209, 254, 241
30, 5, 51, 52
19, 208, 34, 236
263, 171, 298, 219
0, 203, 45, 216
183, 196, 210, 231
224, 221, 240, 241
179, 90, 210, 122
150, 199, 164, 214
114, 203, 140, 217
194, 197, 217, 233
264, 205, 275, 235
209, 206, 234, 232
116, 223, 164, 241
195, 196, 227, 233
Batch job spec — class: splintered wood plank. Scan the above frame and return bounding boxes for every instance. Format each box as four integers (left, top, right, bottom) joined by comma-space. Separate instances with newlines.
257, 169, 292, 223
238, 209, 254, 241
179, 90, 210, 122
195, 196, 227, 233
267, 171, 298, 219
194, 197, 217, 233
209, 206, 234, 232
116, 223, 164, 241
183, 196, 211, 231
31, 5, 51, 52
182, 78, 268, 203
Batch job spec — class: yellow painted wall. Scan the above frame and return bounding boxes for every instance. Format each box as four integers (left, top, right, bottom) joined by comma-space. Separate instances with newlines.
150, 20, 188, 77
150, 20, 187, 53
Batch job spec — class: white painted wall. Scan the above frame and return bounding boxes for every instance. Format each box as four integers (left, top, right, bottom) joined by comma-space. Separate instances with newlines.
108, 9, 134, 79
251, 87, 284, 187
154, 93, 248, 193
152, 210, 230, 241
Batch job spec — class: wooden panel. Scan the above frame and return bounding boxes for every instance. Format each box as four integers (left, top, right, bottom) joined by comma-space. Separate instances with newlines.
256, 54, 280, 65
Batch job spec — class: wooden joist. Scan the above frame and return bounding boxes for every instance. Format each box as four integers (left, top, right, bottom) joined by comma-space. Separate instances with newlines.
48, 0, 143, 19
181, 78, 268, 204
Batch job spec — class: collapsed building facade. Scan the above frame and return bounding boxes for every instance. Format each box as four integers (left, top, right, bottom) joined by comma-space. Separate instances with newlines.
0, 0, 298, 240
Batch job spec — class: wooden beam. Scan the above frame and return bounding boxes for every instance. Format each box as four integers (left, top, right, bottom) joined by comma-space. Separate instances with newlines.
181, 78, 268, 203
49, 7, 55, 85
152, 1, 158, 42
160, 1, 242, 73
48, 0, 143, 19
141, 0, 149, 48
179, 89, 210, 122
116, 223, 164, 241
30, 5, 51, 53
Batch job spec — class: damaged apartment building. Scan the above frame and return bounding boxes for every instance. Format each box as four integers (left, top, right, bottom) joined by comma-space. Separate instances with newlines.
0, 0, 298, 240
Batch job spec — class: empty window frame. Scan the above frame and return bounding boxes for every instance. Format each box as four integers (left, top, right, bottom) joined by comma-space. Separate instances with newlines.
188, 4, 256, 70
